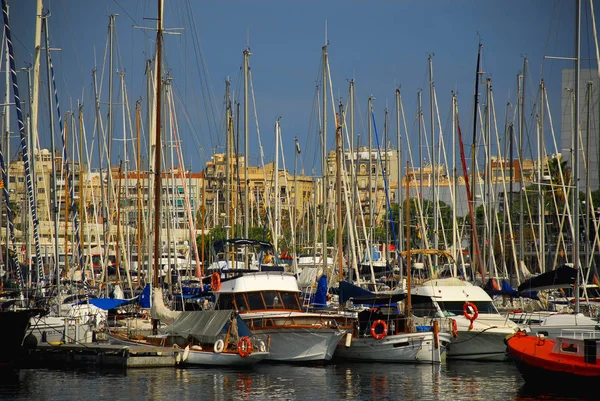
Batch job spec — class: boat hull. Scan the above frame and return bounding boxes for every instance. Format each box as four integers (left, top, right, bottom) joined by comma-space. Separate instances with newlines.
181, 349, 269, 367
507, 331, 600, 388
255, 328, 346, 362
0, 309, 37, 367
336, 331, 451, 364
447, 326, 513, 361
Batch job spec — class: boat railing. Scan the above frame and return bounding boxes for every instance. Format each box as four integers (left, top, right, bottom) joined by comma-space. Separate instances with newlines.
560, 328, 600, 340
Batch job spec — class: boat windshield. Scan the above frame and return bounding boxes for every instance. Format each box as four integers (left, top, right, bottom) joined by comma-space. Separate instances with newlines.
217, 291, 302, 312
435, 301, 498, 316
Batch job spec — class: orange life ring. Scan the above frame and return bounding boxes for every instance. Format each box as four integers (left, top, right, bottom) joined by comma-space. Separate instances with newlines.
463, 301, 479, 330
370, 320, 388, 340
211, 272, 221, 291
451, 319, 458, 338
238, 336, 252, 358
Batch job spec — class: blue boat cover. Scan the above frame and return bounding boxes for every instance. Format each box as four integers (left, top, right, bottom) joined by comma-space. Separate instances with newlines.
312, 275, 328, 308
139, 284, 151, 308
87, 298, 134, 310
339, 280, 375, 303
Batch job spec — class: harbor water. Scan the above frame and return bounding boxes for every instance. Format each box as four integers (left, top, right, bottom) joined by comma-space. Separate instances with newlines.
0, 361, 593, 401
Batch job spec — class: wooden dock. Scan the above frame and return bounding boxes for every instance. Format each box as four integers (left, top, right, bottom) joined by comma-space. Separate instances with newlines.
22, 343, 178, 369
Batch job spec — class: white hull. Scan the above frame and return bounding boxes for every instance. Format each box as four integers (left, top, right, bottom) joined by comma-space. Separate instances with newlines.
441, 315, 517, 361
256, 327, 346, 362
28, 314, 99, 345
181, 349, 269, 367
336, 331, 451, 364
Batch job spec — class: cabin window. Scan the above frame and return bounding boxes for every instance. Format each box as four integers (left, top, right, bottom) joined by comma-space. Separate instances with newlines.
234, 294, 248, 311
217, 294, 234, 310
561, 343, 578, 353
246, 292, 265, 310
279, 291, 302, 310
410, 298, 437, 318
437, 301, 497, 316
262, 291, 283, 309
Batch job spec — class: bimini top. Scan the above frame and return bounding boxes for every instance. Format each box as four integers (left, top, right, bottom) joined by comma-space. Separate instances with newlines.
217, 272, 300, 293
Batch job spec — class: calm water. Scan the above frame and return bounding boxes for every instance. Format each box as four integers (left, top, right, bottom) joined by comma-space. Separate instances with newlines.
0, 361, 593, 401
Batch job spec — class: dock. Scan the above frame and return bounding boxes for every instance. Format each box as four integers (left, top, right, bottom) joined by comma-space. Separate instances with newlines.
21, 343, 179, 369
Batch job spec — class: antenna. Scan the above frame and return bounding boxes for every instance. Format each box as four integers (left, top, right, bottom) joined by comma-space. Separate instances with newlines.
246, 25, 250, 49
325, 19, 328, 46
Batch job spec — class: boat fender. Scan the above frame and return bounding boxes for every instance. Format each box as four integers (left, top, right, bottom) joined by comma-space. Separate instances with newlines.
345, 332, 352, 348
182, 345, 190, 362
238, 336, 252, 357
214, 339, 225, 353
536, 333, 546, 346
371, 320, 388, 340
211, 272, 221, 291
258, 340, 267, 353
463, 302, 479, 330
451, 319, 459, 339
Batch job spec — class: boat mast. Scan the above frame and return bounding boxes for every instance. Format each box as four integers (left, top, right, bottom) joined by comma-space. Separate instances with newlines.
105, 15, 117, 283
243, 48, 250, 265
322, 44, 328, 274
519, 58, 527, 278
417, 91, 423, 249
573, 0, 581, 314
336, 101, 343, 281
428, 55, 438, 268
135, 101, 142, 287
78, 103, 84, 278
225, 80, 231, 265
405, 161, 411, 325
64, 113, 70, 277
471, 42, 485, 281
274, 118, 280, 253
451, 92, 457, 276
368, 96, 374, 277
92, 69, 107, 292
539, 80, 546, 274
115, 161, 122, 285
42, 13, 61, 299
152, 0, 164, 333
395, 88, 404, 283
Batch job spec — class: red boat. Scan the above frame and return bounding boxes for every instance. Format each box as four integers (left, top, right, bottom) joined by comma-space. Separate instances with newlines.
507, 329, 600, 387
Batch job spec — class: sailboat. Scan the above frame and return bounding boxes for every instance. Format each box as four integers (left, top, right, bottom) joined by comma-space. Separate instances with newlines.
335, 291, 450, 364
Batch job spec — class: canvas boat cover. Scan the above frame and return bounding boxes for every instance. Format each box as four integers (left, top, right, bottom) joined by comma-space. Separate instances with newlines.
163, 310, 236, 344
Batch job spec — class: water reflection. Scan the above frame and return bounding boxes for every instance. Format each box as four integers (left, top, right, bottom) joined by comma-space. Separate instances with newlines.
0, 362, 593, 401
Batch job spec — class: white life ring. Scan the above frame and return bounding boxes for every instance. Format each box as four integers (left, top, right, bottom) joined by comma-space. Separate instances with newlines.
214, 339, 225, 353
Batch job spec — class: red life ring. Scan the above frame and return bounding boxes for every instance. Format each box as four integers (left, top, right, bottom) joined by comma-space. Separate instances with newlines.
211, 272, 221, 291
238, 336, 252, 358
451, 319, 459, 338
463, 302, 479, 330
370, 320, 388, 340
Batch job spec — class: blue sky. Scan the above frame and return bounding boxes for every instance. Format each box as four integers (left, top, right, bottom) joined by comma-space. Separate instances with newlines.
4, 1, 597, 174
